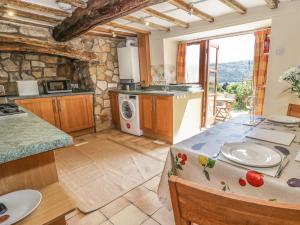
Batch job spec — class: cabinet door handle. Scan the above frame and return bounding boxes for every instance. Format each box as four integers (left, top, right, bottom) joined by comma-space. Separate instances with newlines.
52, 99, 56, 113
57, 99, 61, 112
153, 97, 156, 112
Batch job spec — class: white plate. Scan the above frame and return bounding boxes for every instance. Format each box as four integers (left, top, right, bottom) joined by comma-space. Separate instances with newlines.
221, 143, 282, 167
266, 115, 300, 124
0, 190, 42, 225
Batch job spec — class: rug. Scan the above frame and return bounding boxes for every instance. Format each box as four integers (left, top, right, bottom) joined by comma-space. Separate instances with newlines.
106, 130, 170, 162
55, 138, 164, 213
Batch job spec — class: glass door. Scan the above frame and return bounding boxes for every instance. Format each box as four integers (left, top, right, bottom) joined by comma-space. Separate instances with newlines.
206, 44, 219, 125
200, 41, 219, 127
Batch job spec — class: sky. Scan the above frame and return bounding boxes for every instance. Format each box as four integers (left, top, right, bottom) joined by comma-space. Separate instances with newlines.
211, 34, 255, 63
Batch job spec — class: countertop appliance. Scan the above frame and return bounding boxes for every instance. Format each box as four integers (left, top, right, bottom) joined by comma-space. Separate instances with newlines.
16, 81, 39, 96
117, 46, 140, 83
43, 79, 72, 94
118, 94, 143, 136
0, 103, 27, 120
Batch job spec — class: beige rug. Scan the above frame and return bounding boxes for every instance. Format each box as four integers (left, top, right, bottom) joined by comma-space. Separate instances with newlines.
106, 129, 170, 162
55, 137, 164, 213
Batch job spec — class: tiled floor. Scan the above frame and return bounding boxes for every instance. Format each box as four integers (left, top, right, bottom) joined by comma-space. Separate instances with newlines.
65, 130, 175, 225
66, 174, 175, 225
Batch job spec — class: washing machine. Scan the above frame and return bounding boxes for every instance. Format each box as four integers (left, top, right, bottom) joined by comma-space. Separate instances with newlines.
119, 94, 143, 136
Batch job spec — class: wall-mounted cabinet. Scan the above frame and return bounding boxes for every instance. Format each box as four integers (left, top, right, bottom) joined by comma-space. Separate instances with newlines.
15, 94, 94, 134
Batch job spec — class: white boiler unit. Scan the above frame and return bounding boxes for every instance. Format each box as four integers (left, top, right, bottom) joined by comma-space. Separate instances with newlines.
117, 46, 140, 83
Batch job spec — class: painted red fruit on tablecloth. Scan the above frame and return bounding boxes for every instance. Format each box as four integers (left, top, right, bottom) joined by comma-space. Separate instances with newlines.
239, 178, 246, 187
181, 154, 187, 161
246, 171, 264, 187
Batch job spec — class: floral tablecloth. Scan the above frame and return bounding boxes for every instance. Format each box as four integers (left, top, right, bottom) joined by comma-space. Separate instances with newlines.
158, 115, 300, 208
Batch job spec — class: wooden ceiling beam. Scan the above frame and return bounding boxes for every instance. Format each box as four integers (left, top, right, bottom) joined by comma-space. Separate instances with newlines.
85, 31, 124, 39
0, 17, 53, 28
53, 0, 167, 42
56, 0, 87, 9
169, 0, 214, 22
123, 15, 170, 31
0, 34, 96, 61
1, 0, 70, 17
0, 6, 61, 25
218, 0, 247, 14
107, 22, 150, 34
92, 26, 137, 37
264, 0, 279, 9
142, 7, 189, 28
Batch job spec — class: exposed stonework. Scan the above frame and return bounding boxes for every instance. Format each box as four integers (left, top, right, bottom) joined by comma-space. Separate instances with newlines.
0, 52, 74, 84
0, 24, 18, 33
19, 26, 50, 39
0, 21, 126, 131
71, 37, 125, 131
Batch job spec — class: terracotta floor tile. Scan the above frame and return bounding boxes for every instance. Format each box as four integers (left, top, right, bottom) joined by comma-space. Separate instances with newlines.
143, 176, 161, 193
124, 186, 151, 203
134, 191, 162, 215
141, 218, 160, 225
100, 221, 113, 225
99, 197, 131, 218
67, 210, 106, 225
152, 207, 175, 225
109, 205, 148, 225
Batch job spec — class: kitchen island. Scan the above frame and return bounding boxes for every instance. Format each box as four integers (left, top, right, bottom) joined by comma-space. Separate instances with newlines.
0, 109, 75, 225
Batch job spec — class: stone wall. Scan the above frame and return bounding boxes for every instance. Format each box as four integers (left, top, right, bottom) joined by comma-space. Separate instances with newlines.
0, 52, 74, 83
0, 21, 126, 131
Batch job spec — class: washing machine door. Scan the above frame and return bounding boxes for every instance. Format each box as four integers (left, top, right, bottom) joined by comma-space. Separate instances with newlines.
120, 100, 135, 121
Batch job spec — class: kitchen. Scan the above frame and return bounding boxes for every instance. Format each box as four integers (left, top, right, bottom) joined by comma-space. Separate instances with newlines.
0, 0, 300, 225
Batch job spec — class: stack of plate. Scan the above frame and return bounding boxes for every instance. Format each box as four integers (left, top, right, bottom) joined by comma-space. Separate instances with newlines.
221, 143, 282, 168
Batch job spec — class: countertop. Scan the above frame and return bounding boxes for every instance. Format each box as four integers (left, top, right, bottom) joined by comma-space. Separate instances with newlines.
0, 110, 73, 164
6, 90, 94, 100
109, 89, 204, 96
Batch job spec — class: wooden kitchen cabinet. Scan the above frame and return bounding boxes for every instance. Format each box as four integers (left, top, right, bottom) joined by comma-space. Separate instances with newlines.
15, 97, 60, 127
109, 92, 120, 129
154, 96, 173, 139
140, 95, 155, 133
140, 95, 173, 143
15, 95, 94, 134
57, 95, 94, 133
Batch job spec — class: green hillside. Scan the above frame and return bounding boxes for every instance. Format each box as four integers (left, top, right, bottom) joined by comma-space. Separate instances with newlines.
211, 60, 253, 83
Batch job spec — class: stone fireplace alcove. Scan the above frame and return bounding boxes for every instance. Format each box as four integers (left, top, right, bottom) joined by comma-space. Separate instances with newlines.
0, 22, 126, 131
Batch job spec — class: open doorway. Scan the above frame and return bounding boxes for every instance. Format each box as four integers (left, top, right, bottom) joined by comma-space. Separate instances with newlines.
184, 30, 270, 127
211, 34, 255, 121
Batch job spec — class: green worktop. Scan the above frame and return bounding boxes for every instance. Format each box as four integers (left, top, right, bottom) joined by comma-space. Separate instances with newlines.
109, 89, 204, 96
0, 110, 73, 164
6, 91, 94, 100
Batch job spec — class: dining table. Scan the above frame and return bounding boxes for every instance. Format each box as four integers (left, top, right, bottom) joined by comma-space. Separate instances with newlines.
157, 115, 300, 209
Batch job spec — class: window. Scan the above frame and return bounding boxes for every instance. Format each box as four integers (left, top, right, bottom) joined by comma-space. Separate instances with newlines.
185, 44, 200, 83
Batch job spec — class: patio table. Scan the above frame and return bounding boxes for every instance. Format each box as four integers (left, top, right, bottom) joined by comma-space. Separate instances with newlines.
158, 115, 300, 208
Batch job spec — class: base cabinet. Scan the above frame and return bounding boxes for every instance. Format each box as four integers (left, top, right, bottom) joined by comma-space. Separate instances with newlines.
109, 92, 121, 129
15, 97, 59, 127
140, 95, 173, 143
16, 95, 94, 134
110, 92, 203, 144
57, 95, 94, 133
